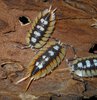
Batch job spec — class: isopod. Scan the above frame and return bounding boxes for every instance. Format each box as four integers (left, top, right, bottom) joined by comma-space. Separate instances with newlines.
66, 55, 97, 78
15, 40, 75, 91
23, 6, 57, 50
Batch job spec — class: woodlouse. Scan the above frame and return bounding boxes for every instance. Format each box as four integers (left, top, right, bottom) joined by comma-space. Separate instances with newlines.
66, 55, 97, 78
22, 6, 57, 50
15, 40, 75, 91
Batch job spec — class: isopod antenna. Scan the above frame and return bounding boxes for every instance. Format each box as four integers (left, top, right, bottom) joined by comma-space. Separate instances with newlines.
63, 43, 78, 63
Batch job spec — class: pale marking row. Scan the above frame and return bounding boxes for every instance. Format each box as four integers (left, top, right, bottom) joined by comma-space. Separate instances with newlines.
77, 59, 97, 68
31, 18, 48, 43
35, 45, 60, 70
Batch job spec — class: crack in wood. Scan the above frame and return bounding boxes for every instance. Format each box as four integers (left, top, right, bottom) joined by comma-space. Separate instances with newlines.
63, 0, 97, 15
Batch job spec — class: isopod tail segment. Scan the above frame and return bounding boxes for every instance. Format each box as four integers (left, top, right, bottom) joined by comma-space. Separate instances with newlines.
17, 5, 57, 51
15, 40, 76, 91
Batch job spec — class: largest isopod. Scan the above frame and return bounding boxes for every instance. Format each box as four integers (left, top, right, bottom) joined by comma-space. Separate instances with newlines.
15, 40, 75, 91
25, 6, 57, 49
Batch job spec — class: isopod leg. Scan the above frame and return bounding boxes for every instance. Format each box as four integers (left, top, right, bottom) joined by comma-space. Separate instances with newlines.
15, 42, 38, 52
51, 37, 59, 42
71, 73, 84, 82
64, 44, 77, 59
16, 42, 31, 50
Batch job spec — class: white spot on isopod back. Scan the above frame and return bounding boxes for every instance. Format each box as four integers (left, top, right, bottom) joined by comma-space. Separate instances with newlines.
45, 57, 49, 61
35, 62, 39, 66
37, 25, 44, 31
53, 45, 59, 50
38, 63, 44, 69
31, 37, 37, 43
41, 18, 48, 25
77, 62, 83, 68
34, 31, 41, 36
86, 60, 91, 68
48, 50, 54, 56
42, 55, 46, 59
93, 59, 97, 66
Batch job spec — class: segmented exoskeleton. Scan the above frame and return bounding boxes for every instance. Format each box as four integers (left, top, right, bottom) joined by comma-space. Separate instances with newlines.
25, 6, 56, 49
66, 55, 97, 77
15, 40, 75, 91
